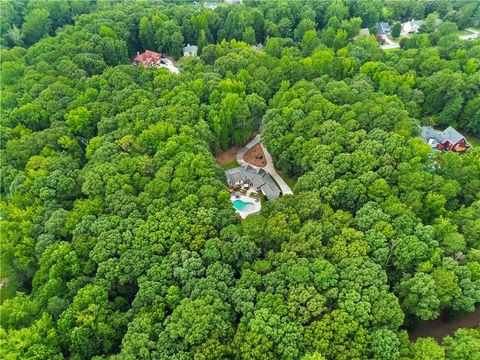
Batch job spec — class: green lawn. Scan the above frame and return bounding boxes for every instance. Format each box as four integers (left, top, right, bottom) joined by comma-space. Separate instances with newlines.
388, 35, 404, 42
221, 160, 239, 170
465, 134, 480, 147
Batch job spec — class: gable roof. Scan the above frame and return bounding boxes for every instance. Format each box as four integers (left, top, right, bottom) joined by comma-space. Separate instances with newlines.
438, 126, 467, 144
183, 44, 198, 53
225, 166, 281, 200
203, 1, 218, 9
420, 126, 471, 147
359, 28, 370, 36
134, 50, 161, 64
377, 22, 391, 35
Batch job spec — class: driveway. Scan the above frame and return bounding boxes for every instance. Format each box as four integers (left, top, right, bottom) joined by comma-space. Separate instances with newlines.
381, 36, 400, 50
237, 135, 293, 195
459, 29, 479, 41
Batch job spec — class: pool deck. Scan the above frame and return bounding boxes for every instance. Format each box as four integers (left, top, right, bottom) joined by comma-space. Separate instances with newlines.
231, 194, 261, 218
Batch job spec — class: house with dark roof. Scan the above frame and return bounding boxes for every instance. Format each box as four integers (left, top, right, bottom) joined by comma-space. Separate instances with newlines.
225, 165, 281, 200
420, 126, 471, 152
377, 22, 391, 35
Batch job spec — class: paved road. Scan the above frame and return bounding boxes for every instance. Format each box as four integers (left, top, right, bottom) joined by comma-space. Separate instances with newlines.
260, 142, 293, 195
236, 134, 293, 195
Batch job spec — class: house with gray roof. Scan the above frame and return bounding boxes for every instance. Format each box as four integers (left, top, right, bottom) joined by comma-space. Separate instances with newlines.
203, 1, 218, 10
225, 165, 281, 200
420, 126, 471, 152
183, 44, 198, 57
403, 19, 443, 34
377, 22, 391, 35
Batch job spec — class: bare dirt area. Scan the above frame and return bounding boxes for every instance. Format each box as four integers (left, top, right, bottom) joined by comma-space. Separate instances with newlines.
215, 146, 241, 165
410, 306, 480, 341
0, 277, 9, 289
244, 143, 267, 167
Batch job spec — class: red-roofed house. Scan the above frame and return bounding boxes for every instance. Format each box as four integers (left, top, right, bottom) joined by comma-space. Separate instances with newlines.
133, 50, 162, 67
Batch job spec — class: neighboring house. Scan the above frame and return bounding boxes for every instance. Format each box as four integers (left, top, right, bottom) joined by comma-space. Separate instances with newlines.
203, 1, 218, 9
133, 50, 180, 74
420, 126, 471, 152
403, 19, 443, 34
354, 28, 370, 41
403, 20, 424, 34
225, 0, 242, 4
226, 165, 281, 200
133, 50, 161, 67
377, 22, 391, 35
359, 28, 371, 36
183, 44, 198, 57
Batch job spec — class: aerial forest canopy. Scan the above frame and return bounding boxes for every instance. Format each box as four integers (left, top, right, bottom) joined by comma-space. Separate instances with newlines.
1, 0, 480, 359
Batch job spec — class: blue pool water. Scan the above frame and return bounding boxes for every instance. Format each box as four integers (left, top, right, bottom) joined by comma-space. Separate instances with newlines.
232, 199, 255, 211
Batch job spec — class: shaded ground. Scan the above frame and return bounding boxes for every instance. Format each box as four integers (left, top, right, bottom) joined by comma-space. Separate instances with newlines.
277, 169, 297, 190
244, 143, 267, 167
465, 133, 480, 147
215, 146, 241, 166
410, 306, 480, 342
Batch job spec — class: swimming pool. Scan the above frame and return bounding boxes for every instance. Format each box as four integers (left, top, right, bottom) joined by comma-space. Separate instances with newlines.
232, 199, 256, 211
230, 194, 261, 218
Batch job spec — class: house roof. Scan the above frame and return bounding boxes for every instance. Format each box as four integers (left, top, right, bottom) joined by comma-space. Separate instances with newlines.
405, 18, 443, 29
134, 50, 161, 64
377, 22, 391, 35
420, 126, 471, 147
183, 44, 198, 53
203, 1, 218, 9
439, 126, 468, 145
359, 28, 370, 36
225, 166, 281, 200
410, 20, 423, 28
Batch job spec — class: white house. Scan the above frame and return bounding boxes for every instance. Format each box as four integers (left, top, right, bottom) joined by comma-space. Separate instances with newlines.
402, 18, 443, 34
183, 44, 198, 57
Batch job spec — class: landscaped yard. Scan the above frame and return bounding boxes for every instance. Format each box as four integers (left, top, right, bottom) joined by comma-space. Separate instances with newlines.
221, 159, 240, 170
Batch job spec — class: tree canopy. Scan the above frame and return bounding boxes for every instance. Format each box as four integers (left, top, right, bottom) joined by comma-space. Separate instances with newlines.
1, 0, 479, 359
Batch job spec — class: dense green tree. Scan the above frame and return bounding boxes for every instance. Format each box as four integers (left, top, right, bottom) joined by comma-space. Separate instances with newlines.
1, 1, 479, 359
21, 8, 52, 45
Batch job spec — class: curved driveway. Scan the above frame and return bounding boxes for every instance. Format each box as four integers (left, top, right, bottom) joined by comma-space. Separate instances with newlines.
237, 135, 293, 195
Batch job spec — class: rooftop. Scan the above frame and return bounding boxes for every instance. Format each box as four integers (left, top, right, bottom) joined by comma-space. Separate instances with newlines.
226, 165, 281, 200
420, 126, 471, 147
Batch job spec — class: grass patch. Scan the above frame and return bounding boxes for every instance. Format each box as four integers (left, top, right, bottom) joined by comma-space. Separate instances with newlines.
283, 175, 297, 191
388, 35, 404, 41
221, 159, 239, 170
453, 30, 471, 36
465, 134, 480, 147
